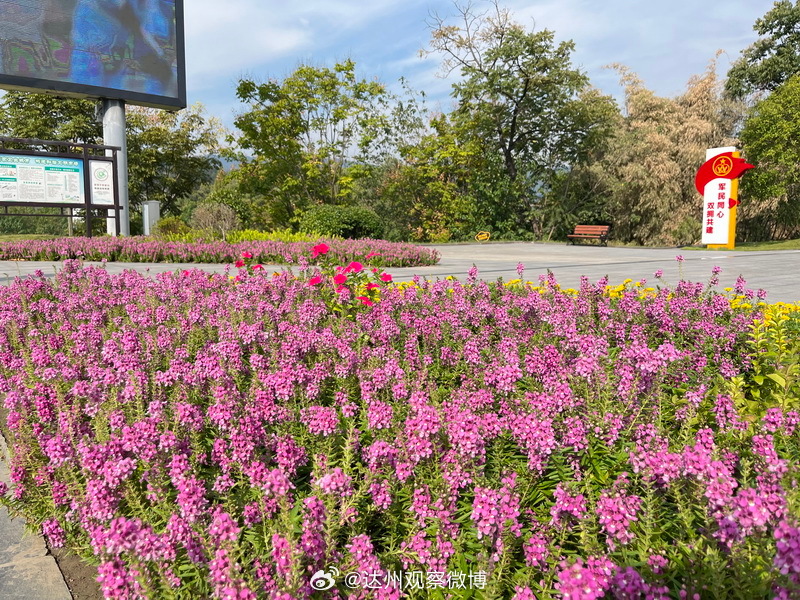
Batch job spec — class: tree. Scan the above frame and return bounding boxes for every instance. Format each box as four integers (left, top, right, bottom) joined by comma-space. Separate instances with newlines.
189, 202, 241, 240
581, 60, 745, 245
178, 173, 276, 231
423, 0, 617, 237
125, 104, 224, 217
0, 91, 100, 143
739, 73, 800, 240
726, 0, 800, 99
232, 60, 395, 226
373, 114, 483, 242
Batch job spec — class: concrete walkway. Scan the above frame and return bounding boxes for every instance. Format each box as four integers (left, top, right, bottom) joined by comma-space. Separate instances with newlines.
1, 242, 798, 301
0, 434, 71, 600
400, 243, 800, 302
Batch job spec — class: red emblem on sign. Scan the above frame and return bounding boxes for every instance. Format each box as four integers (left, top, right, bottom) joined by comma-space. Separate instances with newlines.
712, 155, 733, 177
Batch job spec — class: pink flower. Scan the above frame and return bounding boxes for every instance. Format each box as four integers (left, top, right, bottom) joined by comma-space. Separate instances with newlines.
333, 274, 347, 286
380, 272, 393, 283
308, 276, 322, 286
366, 283, 380, 290
365, 251, 381, 259
241, 251, 253, 259
356, 296, 374, 306
234, 259, 245, 268
252, 264, 264, 271
312, 243, 329, 258
345, 261, 364, 274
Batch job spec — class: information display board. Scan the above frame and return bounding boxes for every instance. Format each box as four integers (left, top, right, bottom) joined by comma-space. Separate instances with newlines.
0, 138, 121, 237
0, 153, 84, 204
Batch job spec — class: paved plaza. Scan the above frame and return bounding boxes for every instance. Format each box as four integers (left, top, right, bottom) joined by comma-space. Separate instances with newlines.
1, 242, 798, 302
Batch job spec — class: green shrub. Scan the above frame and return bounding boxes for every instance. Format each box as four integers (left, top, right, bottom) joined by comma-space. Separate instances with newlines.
158, 230, 217, 243
227, 229, 325, 243
153, 216, 189, 237
299, 205, 384, 239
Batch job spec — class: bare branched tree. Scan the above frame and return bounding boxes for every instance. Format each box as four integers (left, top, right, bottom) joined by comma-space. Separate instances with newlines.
190, 203, 241, 241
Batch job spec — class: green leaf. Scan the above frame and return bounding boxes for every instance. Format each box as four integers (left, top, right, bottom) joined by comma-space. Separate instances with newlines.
767, 373, 787, 387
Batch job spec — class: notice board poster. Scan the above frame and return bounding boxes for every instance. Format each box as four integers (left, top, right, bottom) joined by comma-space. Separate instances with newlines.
89, 160, 115, 206
0, 153, 84, 204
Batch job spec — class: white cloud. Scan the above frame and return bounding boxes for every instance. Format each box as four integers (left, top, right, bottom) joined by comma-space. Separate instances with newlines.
185, 1, 312, 82
182, 0, 770, 130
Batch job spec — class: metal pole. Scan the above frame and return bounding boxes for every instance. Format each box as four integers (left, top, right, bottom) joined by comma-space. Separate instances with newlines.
102, 99, 130, 236
82, 146, 92, 237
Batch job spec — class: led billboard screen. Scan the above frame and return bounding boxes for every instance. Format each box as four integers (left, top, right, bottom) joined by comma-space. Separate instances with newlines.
0, 0, 185, 109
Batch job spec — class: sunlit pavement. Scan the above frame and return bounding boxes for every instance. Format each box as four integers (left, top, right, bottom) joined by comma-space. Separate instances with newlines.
1, 242, 798, 302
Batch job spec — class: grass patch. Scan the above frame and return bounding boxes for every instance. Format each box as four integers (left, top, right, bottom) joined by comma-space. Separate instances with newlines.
0, 234, 59, 243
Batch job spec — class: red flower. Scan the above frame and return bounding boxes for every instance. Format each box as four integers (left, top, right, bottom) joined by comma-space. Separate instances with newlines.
308, 275, 322, 286
234, 259, 245, 268
312, 243, 330, 258
356, 296, 374, 306
344, 261, 364, 274
380, 273, 393, 283
365, 251, 381, 259
252, 264, 264, 271
241, 251, 253, 259
366, 283, 380, 290
333, 274, 347, 285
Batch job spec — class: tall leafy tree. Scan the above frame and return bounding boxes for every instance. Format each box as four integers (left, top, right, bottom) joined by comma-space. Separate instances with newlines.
369, 114, 483, 242
582, 61, 744, 245
232, 60, 395, 226
726, 0, 800, 99
739, 73, 800, 240
423, 0, 617, 237
0, 91, 101, 143
125, 104, 224, 217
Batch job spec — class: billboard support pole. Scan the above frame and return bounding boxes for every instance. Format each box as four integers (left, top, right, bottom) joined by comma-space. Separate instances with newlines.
102, 99, 130, 236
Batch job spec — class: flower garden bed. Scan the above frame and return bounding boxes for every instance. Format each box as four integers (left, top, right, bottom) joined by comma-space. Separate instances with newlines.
0, 236, 440, 268
0, 257, 799, 599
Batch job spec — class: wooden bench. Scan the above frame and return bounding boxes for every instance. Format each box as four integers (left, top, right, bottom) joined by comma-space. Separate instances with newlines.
567, 225, 611, 246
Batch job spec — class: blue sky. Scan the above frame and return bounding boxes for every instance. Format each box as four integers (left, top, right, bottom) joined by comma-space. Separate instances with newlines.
185, 0, 771, 130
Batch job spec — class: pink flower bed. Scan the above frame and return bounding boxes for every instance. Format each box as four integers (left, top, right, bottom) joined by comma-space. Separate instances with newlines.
0, 262, 798, 599
0, 236, 439, 268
